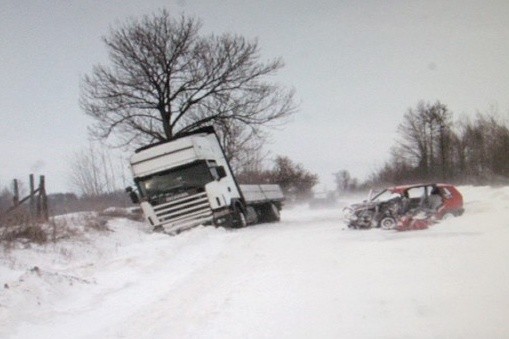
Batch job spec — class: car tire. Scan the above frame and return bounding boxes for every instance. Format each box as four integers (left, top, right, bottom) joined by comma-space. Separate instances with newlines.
380, 217, 397, 230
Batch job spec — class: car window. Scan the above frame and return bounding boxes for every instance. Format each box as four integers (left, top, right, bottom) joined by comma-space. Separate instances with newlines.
373, 190, 400, 202
407, 187, 425, 199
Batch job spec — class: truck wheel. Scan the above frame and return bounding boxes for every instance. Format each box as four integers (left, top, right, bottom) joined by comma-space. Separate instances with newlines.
267, 203, 280, 222
231, 209, 247, 228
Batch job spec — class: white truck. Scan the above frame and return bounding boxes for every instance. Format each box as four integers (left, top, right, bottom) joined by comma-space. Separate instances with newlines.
126, 127, 284, 234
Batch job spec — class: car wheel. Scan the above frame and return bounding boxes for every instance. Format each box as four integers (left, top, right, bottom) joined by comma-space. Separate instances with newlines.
380, 217, 397, 230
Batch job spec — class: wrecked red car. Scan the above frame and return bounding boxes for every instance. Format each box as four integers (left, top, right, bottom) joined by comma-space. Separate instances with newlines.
343, 183, 464, 230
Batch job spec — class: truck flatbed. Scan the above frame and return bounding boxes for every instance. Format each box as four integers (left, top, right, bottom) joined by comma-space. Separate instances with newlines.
240, 185, 285, 204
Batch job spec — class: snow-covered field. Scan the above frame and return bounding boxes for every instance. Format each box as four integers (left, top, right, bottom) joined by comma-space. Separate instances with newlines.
1, 185, 509, 338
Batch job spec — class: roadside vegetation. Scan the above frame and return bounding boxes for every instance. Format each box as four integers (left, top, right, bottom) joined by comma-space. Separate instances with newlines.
0, 188, 142, 248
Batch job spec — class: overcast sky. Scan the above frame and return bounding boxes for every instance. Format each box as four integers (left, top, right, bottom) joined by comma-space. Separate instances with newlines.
1, 0, 509, 193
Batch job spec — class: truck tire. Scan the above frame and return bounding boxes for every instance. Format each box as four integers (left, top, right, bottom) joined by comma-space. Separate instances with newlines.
261, 203, 280, 223
269, 203, 281, 222
231, 208, 247, 228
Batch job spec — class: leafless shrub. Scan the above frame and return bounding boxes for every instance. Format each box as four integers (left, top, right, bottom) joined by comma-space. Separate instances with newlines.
47, 218, 81, 242
68, 143, 128, 197
0, 212, 115, 249
2, 225, 47, 245
82, 214, 110, 232
0, 212, 47, 246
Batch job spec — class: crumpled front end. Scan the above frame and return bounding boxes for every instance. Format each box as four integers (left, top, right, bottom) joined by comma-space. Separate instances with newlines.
343, 204, 377, 229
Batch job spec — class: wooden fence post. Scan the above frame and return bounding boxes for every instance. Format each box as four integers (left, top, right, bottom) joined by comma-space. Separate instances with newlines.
0, 174, 49, 222
13, 179, 19, 206
29, 174, 35, 221
39, 175, 49, 222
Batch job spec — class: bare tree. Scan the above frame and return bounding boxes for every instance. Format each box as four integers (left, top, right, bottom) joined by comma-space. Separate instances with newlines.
68, 143, 128, 196
271, 156, 318, 200
0, 184, 13, 213
215, 119, 269, 173
427, 102, 454, 179
81, 10, 296, 154
333, 170, 352, 193
456, 111, 509, 181
394, 101, 453, 180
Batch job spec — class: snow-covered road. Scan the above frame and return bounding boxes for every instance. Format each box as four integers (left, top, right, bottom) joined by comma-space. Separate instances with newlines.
2, 186, 509, 338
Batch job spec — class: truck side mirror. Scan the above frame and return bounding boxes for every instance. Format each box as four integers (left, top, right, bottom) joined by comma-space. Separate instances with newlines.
216, 166, 227, 180
126, 186, 140, 204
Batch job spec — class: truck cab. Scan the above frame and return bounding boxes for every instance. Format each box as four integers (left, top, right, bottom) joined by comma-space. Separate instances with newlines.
128, 127, 283, 234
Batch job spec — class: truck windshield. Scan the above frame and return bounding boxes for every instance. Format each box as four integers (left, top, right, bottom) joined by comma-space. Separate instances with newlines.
137, 161, 213, 201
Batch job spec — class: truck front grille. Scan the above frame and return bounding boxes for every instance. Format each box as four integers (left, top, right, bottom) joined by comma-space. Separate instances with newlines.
152, 192, 213, 233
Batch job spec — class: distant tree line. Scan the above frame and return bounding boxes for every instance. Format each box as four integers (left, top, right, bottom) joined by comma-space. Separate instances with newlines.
369, 101, 509, 185
236, 155, 319, 201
